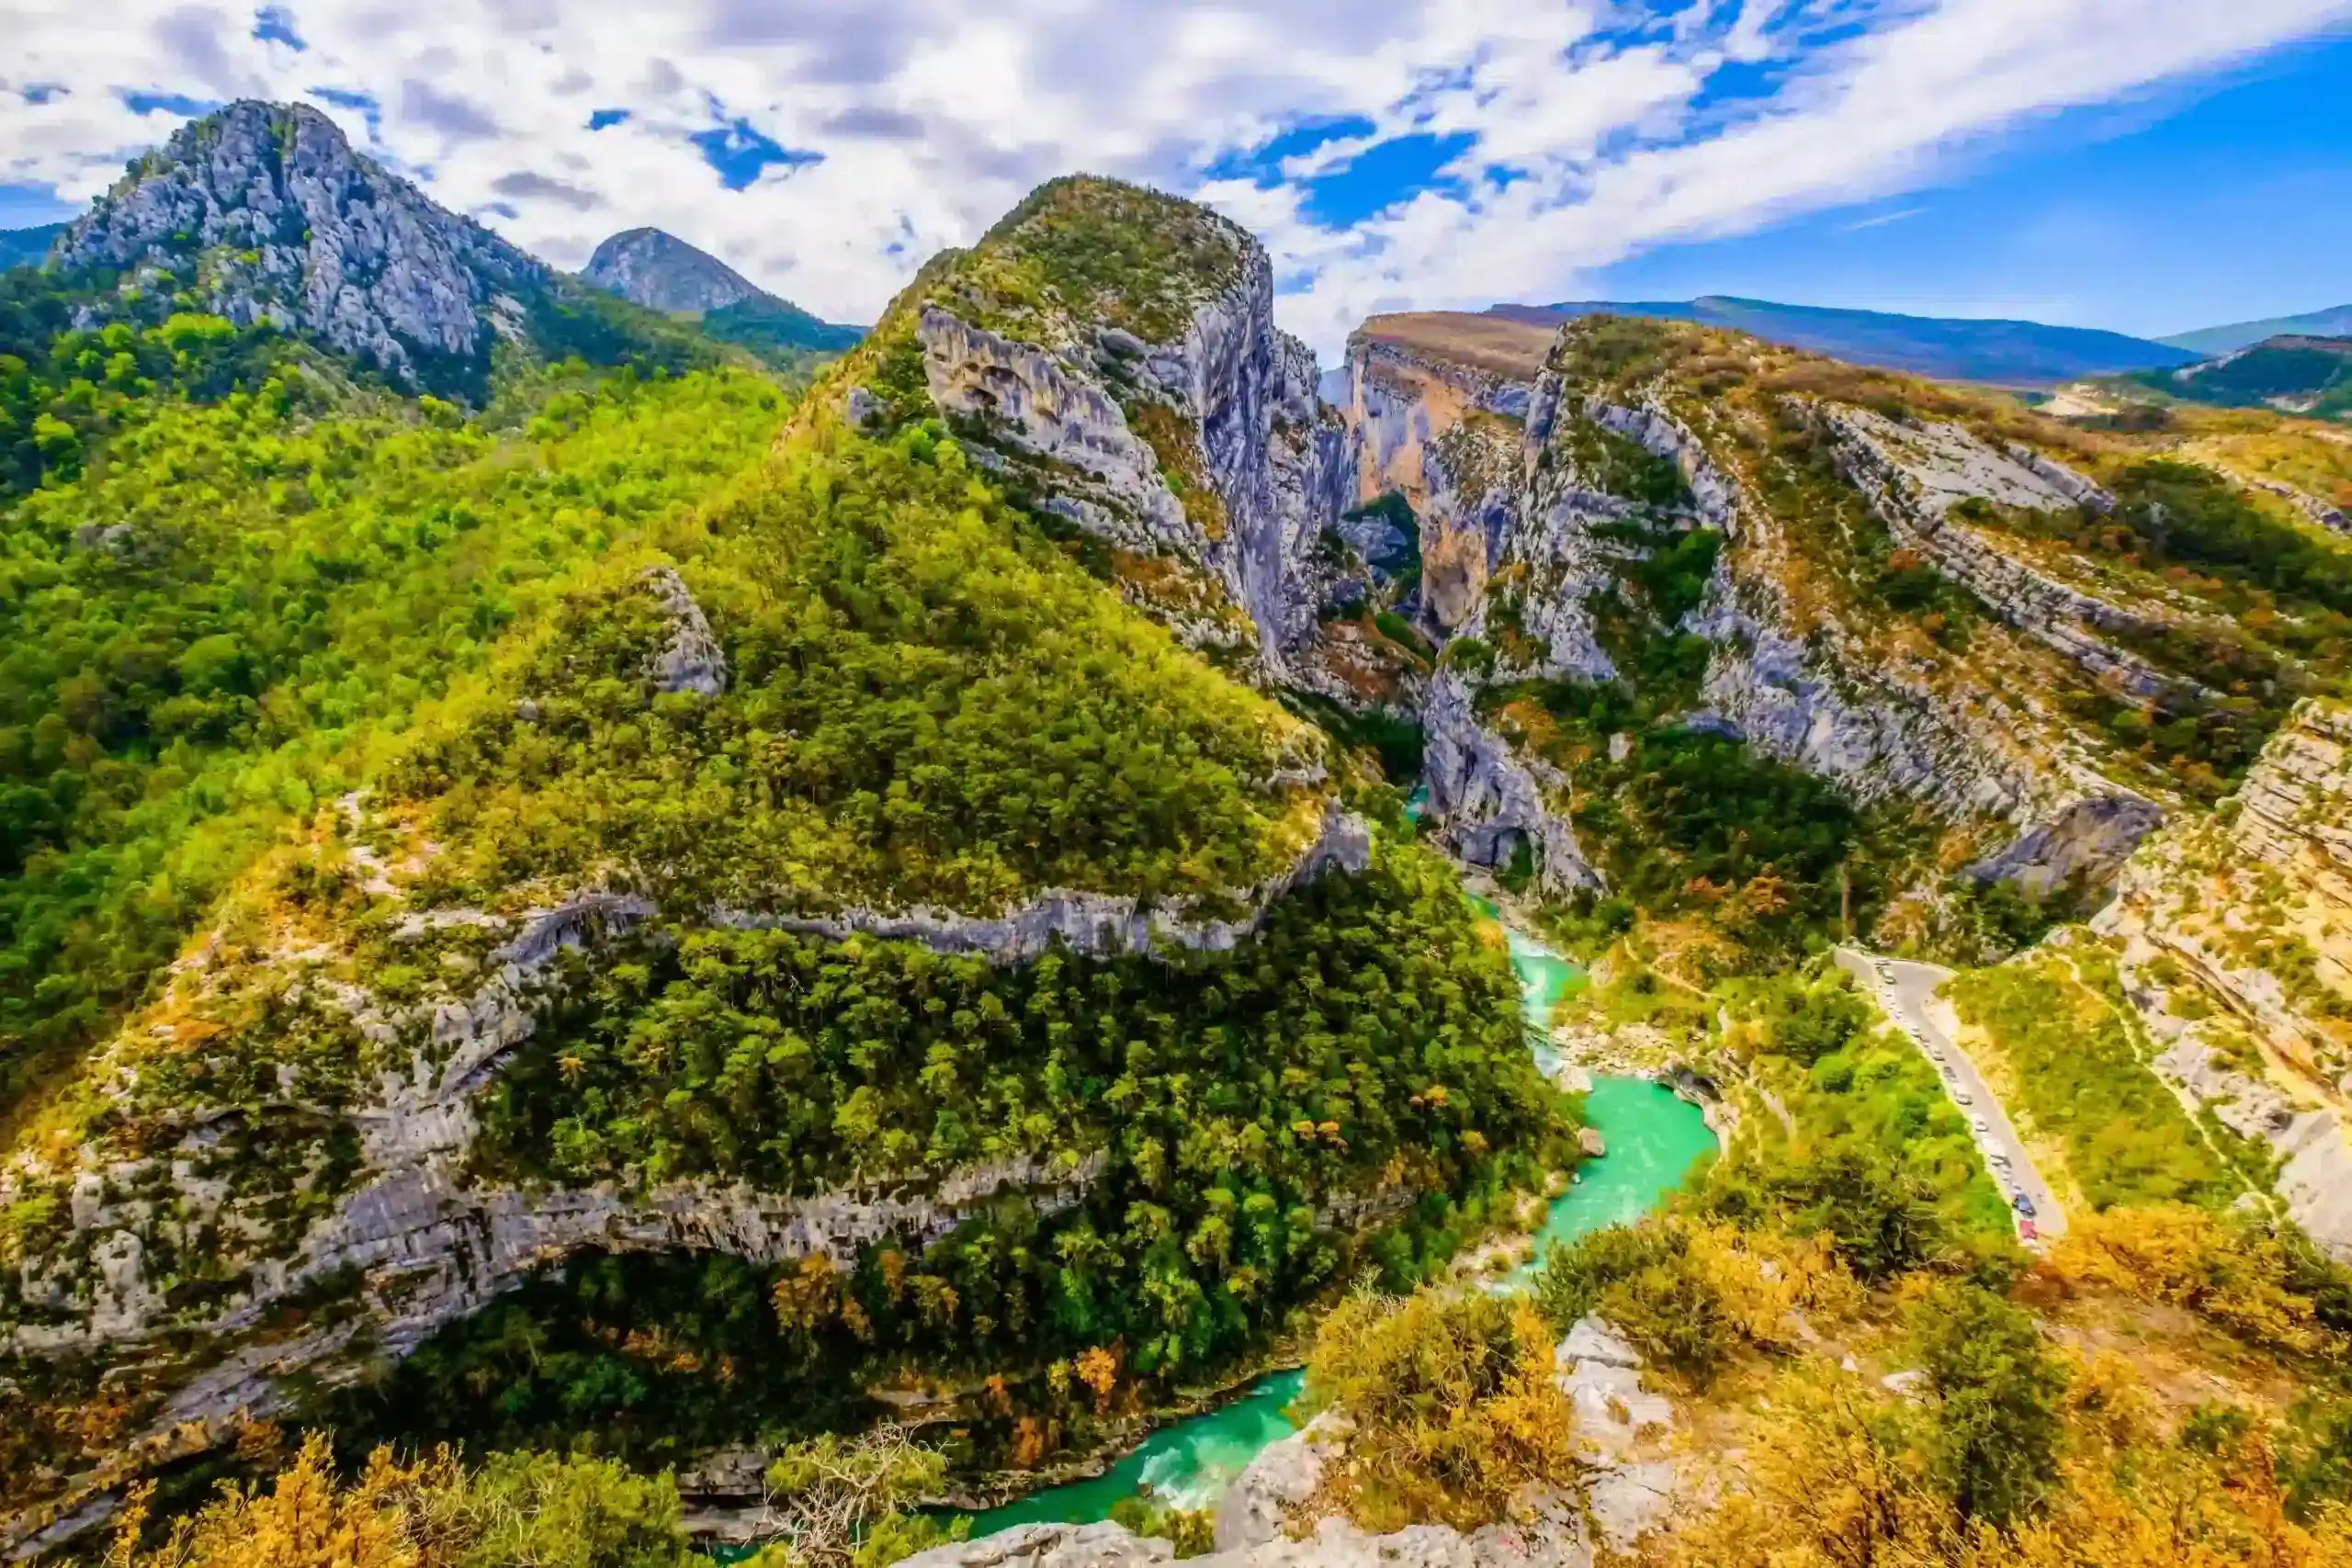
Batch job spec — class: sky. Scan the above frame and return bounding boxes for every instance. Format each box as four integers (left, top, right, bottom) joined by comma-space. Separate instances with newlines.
2, 0, 2348, 358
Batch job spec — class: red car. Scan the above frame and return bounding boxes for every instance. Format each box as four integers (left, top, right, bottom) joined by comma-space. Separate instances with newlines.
2018, 1217, 2039, 1241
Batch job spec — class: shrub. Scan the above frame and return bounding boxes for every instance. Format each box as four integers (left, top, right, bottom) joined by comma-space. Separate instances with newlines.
1302, 1288, 1577, 1533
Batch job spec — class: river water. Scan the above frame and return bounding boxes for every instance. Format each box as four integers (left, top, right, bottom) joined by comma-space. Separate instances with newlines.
959, 899, 1713, 1533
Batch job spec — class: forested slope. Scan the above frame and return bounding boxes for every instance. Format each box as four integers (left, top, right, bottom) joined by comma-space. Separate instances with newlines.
0, 130, 1550, 1554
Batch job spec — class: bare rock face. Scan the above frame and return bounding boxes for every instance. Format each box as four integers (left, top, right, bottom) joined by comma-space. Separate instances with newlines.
56, 101, 545, 388
639, 567, 728, 696
585, 227, 765, 314
1967, 792, 2165, 899
1422, 673, 1600, 894
722, 803, 1373, 961
2098, 701, 2352, 1257
1215, 1413, 1351, 1551
1342, 333, 1539, 634
1820, 404, 2211, 710
912, 247, 1353, 686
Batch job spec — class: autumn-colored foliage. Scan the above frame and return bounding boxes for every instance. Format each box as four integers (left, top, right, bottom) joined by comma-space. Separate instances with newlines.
1304, 1289, 1577, 1533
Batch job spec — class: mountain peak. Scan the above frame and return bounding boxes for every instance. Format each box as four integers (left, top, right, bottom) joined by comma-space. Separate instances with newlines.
54, 96, 545, 390
582, 226, 765, 315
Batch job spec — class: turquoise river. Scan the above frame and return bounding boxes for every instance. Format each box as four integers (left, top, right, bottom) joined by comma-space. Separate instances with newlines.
960, 897, 1717, 1534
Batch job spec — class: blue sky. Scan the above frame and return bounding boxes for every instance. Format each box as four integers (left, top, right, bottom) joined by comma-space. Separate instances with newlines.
1, 1, 2347, 354
1580, 28, 2352, 338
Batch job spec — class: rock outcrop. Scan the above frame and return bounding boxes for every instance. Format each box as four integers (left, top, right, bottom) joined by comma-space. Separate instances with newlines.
1421, 673, 1599, 894
1820, 404, 2211, 709
639, 567, 729, 696
56, 101, 546, 388
584, 227, 766, 314
2098, 700, 2352, 1257
1341, 322, 1544, 631
722, 803, 1373, 960
887, 184, 1356, 685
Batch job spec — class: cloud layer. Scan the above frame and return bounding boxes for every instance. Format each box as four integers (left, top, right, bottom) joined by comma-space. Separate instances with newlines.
3, 0, 2346, 356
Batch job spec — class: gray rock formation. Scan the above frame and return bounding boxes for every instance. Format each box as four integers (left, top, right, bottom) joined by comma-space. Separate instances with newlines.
1966, 792, 2165, 899
1820, 404, 2213, 709
584, 227, 765, 314
914, 249, 1353, 684
639, 567, 728, 696
2098, 701, 2352, 1257
1421, 673, 1600, 894
1340, 333, 1537, 632
1215, 1413, 1351, 1551
1585, 399, 1740, 536
56, 101, 545, 388
718, 803, 1371, 962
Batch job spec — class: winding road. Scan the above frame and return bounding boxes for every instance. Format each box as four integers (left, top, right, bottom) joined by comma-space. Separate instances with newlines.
1833, 949, 2067, 1243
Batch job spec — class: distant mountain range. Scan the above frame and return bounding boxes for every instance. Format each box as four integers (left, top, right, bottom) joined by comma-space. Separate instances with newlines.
584, 226, 861, 368
1488, 295, 2197, 387
2161, 303, 2352, 357
0, 223, 64, 271
2131, 333, 2352, 420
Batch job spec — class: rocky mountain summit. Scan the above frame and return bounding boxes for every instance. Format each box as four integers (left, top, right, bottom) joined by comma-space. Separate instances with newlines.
47, 100, 720, 399
54, 102, 547, 391
585, 226, 769, 314
817, 176, 1362, 688
585, 226, 862, 366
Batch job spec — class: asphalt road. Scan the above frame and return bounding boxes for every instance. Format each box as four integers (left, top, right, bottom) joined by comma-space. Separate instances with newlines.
1833, 948, 2067, 1243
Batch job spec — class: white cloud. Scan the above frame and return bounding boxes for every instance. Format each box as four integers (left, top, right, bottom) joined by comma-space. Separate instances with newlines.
0, 0, 2344, 359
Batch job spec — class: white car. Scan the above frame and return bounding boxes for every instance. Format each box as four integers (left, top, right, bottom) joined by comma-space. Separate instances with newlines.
1973, 1115, 1992, 1135
1954, 1089, 1973, 1106
1929, 1046, 1947, 1062
1988, 1152, 2011, 1168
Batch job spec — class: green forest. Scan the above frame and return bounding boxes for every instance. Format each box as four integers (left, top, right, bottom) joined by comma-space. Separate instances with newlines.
0, 321, 786, 1094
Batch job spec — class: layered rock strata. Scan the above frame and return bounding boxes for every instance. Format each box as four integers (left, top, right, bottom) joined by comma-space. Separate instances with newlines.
2098, 700, 2352, 1256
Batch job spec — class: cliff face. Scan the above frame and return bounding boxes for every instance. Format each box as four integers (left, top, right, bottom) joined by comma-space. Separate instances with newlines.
2097, 701, 2352, 1257
830, 178, 1359, 689
56, 101, 547, 389
1342, 319, 1548, 633
1326, 312, 2232, 905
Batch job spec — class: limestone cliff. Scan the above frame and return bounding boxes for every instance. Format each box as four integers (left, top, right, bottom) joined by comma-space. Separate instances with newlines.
822, 178, 1359, 689
1341, 315, 1551, 632
1322, 312, 2264, 908
2097, 700, 2352, 1257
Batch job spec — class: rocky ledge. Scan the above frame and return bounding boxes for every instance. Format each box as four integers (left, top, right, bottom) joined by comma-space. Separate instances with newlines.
895, 1315, 1677, 1568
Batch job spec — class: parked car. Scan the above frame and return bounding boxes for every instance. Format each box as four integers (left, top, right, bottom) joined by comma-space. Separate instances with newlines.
1973, 1115, 1991, 1135
1954, 1089, 1973, 1105
1929, 1046, 1947, 1062
1988, 1151, 2011, 1168
2012, 1193, 2037, 1218
2018, 1217, 2039, 1240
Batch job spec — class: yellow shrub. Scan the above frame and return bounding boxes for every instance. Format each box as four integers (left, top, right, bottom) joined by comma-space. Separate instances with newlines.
2044, 1205, 2336, 1356
1305, 1289, 1578, 1534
